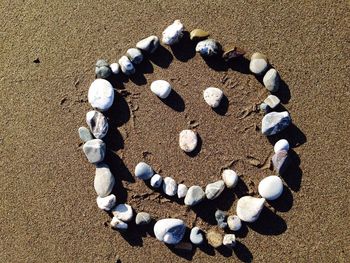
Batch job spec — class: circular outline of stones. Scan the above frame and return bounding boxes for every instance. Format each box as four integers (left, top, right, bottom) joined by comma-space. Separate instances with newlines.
79, 19, 294, 251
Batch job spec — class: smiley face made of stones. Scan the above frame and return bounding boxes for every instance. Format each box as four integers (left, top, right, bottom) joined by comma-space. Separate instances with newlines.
79, 20, 294, 250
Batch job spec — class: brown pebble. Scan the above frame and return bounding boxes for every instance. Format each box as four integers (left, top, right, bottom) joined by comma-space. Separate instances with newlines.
190, 29, 209, 41
207, 230, 223, 248
223, 46, 246, 61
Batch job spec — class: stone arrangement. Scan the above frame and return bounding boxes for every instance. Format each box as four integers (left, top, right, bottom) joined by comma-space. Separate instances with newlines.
78, 19, 295, 251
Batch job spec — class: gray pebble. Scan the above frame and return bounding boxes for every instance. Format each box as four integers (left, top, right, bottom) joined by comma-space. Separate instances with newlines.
264, 95, 280, 109
135, 212, 151, 225
205, 180, 225, 200
184, 186, 205, 206
86, 110, 109, 139
272, 150, 289, 174
150, 174, 162, 188
83, 139, 106, 164
78, 127, 93, 142
126, 48, 143, 64
261, 111, 291, 136
263, 68, 280, 92
136, 35, 159, 54
94, 163, 115, 197
215, 209, 228, 229
134, 162, 154, 180
95, 59, 112, 79
190, 227, 204, 245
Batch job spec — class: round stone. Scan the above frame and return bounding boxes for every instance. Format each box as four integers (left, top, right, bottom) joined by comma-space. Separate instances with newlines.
190, 227, 204, 245
118, 56, 135, 75
258, 176, 284, 200
223, 234, 236, 248
96, 194, 116, 211
236, 196, 265, 223
88, 79, 114, 112
154, 218, 186, 245
274, 139, 290, 153
94, 163, 115, 197
222, 169, 239, 189
261, 111, 291, 136
95, 59, 112, 79
203, 87, 224, 108
134, 162, 154, 180
136, 35, 159, 54
135, 212, 151, 225
205, 180, 225, 200
207, 230, 222, 248
195, 39, 220, 56
110, 63, 120, 74
215, 209, 228, 229
263, 68, 280, 92
184, 186, 205, 206
162, 177, 177, 196
150, 174, 162, 188
86, 110, 109, 139
126, 48, 143, 64
162, 19, 184, 45
179, 130, 198, 152
112, 204, 133, 222
227, 215, 242, 231
249, 52, 268, 75
150, 80, 172, 99
78, 127, 93, 142
177, 184, 188, 198
83, 139, 106, 164
110, 217, 128, 230
190, 29, 209, 41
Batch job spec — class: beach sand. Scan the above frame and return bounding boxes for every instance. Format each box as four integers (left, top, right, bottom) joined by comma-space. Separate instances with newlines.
0, 0, 349, 262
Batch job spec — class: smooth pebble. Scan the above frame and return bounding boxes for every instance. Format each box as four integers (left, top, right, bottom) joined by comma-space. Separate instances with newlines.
177, 184, 188, 198
249, 52, 268, 75
258, 176, 284, 200
78, 127, 93, 142
83, 139, 106, 164
264, 95, 280, 109
222, 169, 239, 189
227, 215, 242, 231
274, 139, 290, 153
205, 180, 225, 200
190, 29, 209, 41
110, 63, 120, 74
154, 218, 186, 244
150, 80, 172, 99
126, 48, 143, 64
135, 212, 151, 225
184, 185, 205, 206
179, 129, 198, 152
96, 194, 116, 211
263, 68, 280, 92
88, 79, 114, 112
94, 163, 115, 197
162, 20, 184, 45
150, 174, 162, 188
207, 230, 222, 248
118, 56, 135, 75
162, 177, 177, 196
112, 204, 133, 222
215, 209, 228, 229
86, 110, 109, 139
95, 59, 112, 79
203, 87, 223, 108
236, 196, 265, 223
110, 217, 128, 230
261, 111, 291, 136
190, 227, 204, 245
223, 234, 236, 248
135, 162, 154, 180
272, 150, 289, 174
136, 36, 159, 54
195, 39, 220, 56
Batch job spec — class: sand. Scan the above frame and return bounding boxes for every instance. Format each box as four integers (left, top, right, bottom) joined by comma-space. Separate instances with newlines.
0, 0, 349, 262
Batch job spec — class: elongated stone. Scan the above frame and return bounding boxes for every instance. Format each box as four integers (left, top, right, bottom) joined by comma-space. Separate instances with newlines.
184, 186, 205, 206
190, 29, 209, 41
136, 36, 159, 54
86, 110, 109, 139
272, 150, 289, 174
135, 212, 151, 225
222, 169, 239, 189
78, 127, 93, 142
126, 48, 143, 64
162, 19, 184, 45
94, 163, 115, 197
177, 184, 188, 198
162, 177, 177, 196
154, 218, 186, 244
111, 217, 128, 230
263, 68, 280, 92
261, 111, 291, 136
205, 180, 225, 200
215, 209, 227, 228
118, 56, 135, 75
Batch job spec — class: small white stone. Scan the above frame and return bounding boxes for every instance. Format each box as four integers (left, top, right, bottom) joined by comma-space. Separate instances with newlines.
236, 196, 265, 223
205, 180, 225, 200
136, 36, 159, 54
110, 217, 128, 230
203, 87, 223, 108
94, 163, 115, 197
162, 19, 184, 45
154, 218, 186, 244
126, 48, 143, 64
150, 80, 172, 99
249, 52, 268, 75
223, 234, 236, 248
177, 184, 188, 198
162, 177, 177, 196
150, 174, 162, 188
274, 139, 290, 153
264, 95, 280, 109
195, 39, 220, 56
118, 56, 135, 75
88, 79, 114, 112
112, 204, 133, 222
261, 111, 291, 136
263, 68, 280, 92
222, 169, 239, 189
184, 186, 205, 206
110, 63, 120, 74
227, 215, 242, 231
258, 176, 284, 200
179, 129, 198, 152
96, 194, 116, 211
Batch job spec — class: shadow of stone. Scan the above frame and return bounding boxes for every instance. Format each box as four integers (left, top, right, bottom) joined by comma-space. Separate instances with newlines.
160, 89, 185, 112
233, 241, 253, 263
185, 133, 202, 158
272, 78, 291, 104
280, 149, 303, 192
148, 45, 174, 68
129, 59, 154, 86
166, 227, 195, 260
213, 95, 229, 116
202, 52, 228, 72
104, 90, 131, 127
198, 242, 215, 256
248, 207, 287, 235
170, 31, 196, 62
234, 177, 250, 198
217, 245, 233, 257
267, 122, 307, 149
267, 185, 293, 212
227, 56, 251, 75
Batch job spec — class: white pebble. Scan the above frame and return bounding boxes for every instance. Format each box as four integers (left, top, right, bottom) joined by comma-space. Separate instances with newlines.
258, 176, 284, 200
112, 204, 133, 222
88, 79, 114, 112
96, 194, 116, 211
110, 217, 128, 230
136, 35, 159, 54
274, 139, 290, 153
236, 196, 265, 223
223, 234, 236, 248
264, 95, 280, 109
203, 87, 223, 108
249, 52, 268, 75
177, 184, 188, 198
154, 218, 186, 244
222, 169, 239, 188
179, 129, 198, 152
110, 63, 120, 74
227, 215, 242, 231
162, 177, 177, 196
205, 180, 225, 200
162, 19, 184, 45
150, 80, 172, 99
263, 68, 280, 92
126, 48, 143, 64
118, 56, 135, 75
150, 174, 162, 188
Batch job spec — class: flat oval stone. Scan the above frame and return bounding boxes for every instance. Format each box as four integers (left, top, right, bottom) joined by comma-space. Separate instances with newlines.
258, 176, 284, 200
162, 177, 177, 196
88, 79, 114, 112
95, 59, 112, 79
136, 35, 159, 54
78, 127, 93, 142
184, 185, 205, 206
203, 87, 223, 108
135, 212, 151, 225
150, 80, 172, 99
112, 203, 133, 222
215, 209, 228, 228
96, 194, 116, 211
272, 150, 289, 174
236, 196, 265, 223
190, 28, 209, 41
223, 234, 236, 248
263, 68, 280, 92
86, 110, 109, 139
162, 19, 184, 45
110, 63, 120, 74
274, 139, 290, 153
110, 217, 128, 230
205, 180, 225, 200
179, 129, 198, 152
154, 218, 186, 244
264, 95, 280, 109
150, 174, 162, 188
177, 184, 188, 198
249, 52, 268, 75
83, 139, 106, 164
118, 56, 135, 75
222, 46, 246, 61
190, 227, 204, 245
222, 169, 239, 189
195, 39, 220, 56
134, 162, 154, 180
261, 111, 291, 136
126, 48, 143, 64
94, 163, 115, 197
207, 230, 222, 248
227, 215, 242, 231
